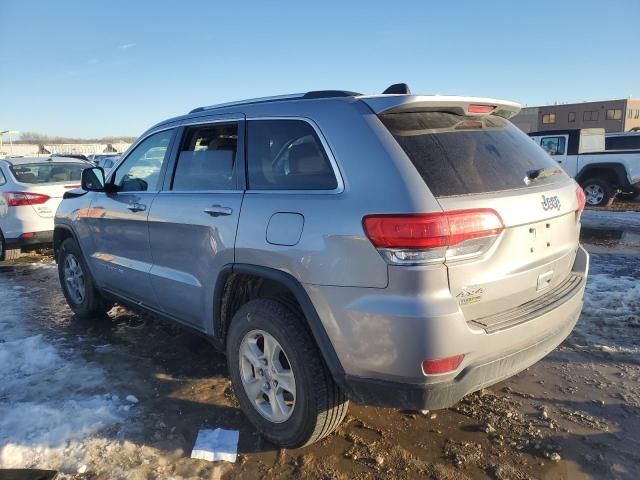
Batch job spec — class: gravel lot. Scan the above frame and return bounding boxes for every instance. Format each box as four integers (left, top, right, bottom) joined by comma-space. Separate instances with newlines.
1, 211, 639, 479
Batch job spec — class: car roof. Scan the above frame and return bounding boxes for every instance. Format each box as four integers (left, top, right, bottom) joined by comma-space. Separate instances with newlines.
145, 85, 521, 133
0, 156, 91, 167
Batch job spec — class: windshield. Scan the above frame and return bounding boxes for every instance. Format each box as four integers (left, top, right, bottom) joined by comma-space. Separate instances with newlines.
10, 163, 85, 184
379, 111, 568, 197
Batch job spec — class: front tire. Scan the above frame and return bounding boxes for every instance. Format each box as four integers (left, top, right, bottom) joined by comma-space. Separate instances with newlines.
581, 178, 612, 207
226, 298, 349, 448
58, 238, 112, 318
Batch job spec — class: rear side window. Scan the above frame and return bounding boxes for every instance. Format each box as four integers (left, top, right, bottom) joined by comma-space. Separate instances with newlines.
172, 123, 238, 191
9, 163, 84, 184
0, 168, 6, 186
379, 112, 567, 197
247, 120, 337, 190
606, 135, 640, 150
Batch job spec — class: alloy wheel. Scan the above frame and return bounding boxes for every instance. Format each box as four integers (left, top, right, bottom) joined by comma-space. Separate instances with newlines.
239, 329, 296, 423
584, 184, 605, 206
63, 254, 86, 304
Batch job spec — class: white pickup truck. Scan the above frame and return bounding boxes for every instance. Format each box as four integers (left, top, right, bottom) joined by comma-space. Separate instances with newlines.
530, 128, 640, 206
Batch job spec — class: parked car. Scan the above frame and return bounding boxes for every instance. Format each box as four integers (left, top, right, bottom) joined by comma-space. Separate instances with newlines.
0, 156, 87, 260
529, 129, 640, 206
88, 153, 121, 171
55, 86, 589, 448
50, 153, 90, 162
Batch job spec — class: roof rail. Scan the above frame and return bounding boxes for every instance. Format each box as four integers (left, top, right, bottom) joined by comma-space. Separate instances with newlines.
189, 90, 361, 114
302, 90, 361, 99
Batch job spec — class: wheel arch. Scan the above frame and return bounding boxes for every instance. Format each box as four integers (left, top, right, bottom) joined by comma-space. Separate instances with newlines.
213, 263, 345, 379
53, 224, 79, 260
576, 163, 629, 188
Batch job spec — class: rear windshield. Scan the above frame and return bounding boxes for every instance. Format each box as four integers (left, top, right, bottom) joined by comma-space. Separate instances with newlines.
10, 163, 85, 184
379, 112, 567, 197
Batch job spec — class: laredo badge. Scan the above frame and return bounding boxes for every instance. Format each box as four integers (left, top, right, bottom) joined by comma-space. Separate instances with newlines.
456, 287, 485, 305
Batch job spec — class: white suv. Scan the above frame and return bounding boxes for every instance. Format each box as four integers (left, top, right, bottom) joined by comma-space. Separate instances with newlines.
0, 156, 88, 260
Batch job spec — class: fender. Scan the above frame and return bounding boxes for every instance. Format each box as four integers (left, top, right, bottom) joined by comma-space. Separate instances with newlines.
212, 263, 346, 380
53, 224, 81, 261
53, 223, 101, 282
575, 162, 630, 188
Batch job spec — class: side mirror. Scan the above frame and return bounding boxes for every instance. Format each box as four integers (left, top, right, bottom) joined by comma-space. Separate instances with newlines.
81, 167, 106, 191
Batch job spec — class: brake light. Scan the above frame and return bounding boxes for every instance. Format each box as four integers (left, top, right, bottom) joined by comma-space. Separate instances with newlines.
422, 354, 465, 375
575, 186, 586, 213
64, 184, 81, 189
2, 192, 50, 207
363, 209, 504, 265
467, 104, 495, 114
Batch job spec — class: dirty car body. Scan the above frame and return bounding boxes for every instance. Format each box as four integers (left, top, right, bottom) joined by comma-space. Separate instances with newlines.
54, 87, 589, 447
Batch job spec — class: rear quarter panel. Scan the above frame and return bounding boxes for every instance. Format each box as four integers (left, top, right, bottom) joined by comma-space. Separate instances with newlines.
234, 99, 444, 288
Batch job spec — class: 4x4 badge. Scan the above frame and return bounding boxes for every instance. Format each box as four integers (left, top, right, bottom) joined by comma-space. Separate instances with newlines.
541, 194, 561, 211
456, 287, 485, 305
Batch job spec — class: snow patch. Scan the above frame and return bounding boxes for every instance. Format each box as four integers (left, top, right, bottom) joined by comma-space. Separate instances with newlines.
582, 210, 640, 231
0, 277, 127, 471
570, 260, 640, 355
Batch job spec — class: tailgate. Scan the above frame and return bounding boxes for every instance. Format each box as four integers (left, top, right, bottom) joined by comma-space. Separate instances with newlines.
438, 181, 581, 321
377, 108, 583, 323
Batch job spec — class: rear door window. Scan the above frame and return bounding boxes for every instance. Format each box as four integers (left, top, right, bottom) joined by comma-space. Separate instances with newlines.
379, 112, 567, 197
9, 163, 85, 184
172, 123, 238, 191
247, 119, 337, 190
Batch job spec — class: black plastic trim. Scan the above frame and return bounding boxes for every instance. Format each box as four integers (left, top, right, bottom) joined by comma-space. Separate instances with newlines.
217, 263, 346, 379
302, 90, 361, 99
5, 230, 53, 249
576, 162, 630, 188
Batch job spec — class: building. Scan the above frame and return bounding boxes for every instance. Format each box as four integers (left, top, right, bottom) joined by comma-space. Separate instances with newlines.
0, 142, 131, 157
512, 98, 640, 133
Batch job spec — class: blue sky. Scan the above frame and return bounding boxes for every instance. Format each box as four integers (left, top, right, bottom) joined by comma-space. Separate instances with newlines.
1, 0, 638, 138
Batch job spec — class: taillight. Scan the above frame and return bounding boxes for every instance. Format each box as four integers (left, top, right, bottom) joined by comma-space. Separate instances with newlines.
467, 104, 495, 114
2, 192, 51, 207
363, 209, 504, 265
575, 186, 586, 213
422, 354, 465, 375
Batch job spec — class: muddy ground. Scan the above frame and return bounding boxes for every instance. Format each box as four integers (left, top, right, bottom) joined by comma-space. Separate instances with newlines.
1, 222, 639, 479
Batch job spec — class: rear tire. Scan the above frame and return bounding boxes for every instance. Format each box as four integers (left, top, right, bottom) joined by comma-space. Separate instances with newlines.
226, 298, 349, 448
581, 178, 612, 207
57, 238, 113, 318
0, 231, 21, 261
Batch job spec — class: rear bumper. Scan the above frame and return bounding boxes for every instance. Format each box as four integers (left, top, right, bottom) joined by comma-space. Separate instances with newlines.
5, 230, 54, 250
318, 245, 589, 410
340, 297, 581, 409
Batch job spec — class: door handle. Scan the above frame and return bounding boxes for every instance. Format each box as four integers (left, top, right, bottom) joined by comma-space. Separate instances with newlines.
203, 205, 233, 217
127, 203, 146, 212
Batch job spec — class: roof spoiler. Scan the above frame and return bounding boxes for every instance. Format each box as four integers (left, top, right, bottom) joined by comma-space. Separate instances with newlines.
363, 95, 521, 119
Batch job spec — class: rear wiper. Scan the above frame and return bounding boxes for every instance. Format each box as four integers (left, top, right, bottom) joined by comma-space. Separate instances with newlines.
524, 167, 562, 185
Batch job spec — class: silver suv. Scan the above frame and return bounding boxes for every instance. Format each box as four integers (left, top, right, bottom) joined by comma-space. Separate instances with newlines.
55, 85, 589, 448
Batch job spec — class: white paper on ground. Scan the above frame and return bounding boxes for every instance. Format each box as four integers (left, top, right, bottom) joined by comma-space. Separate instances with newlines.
191, 428, 240, 463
